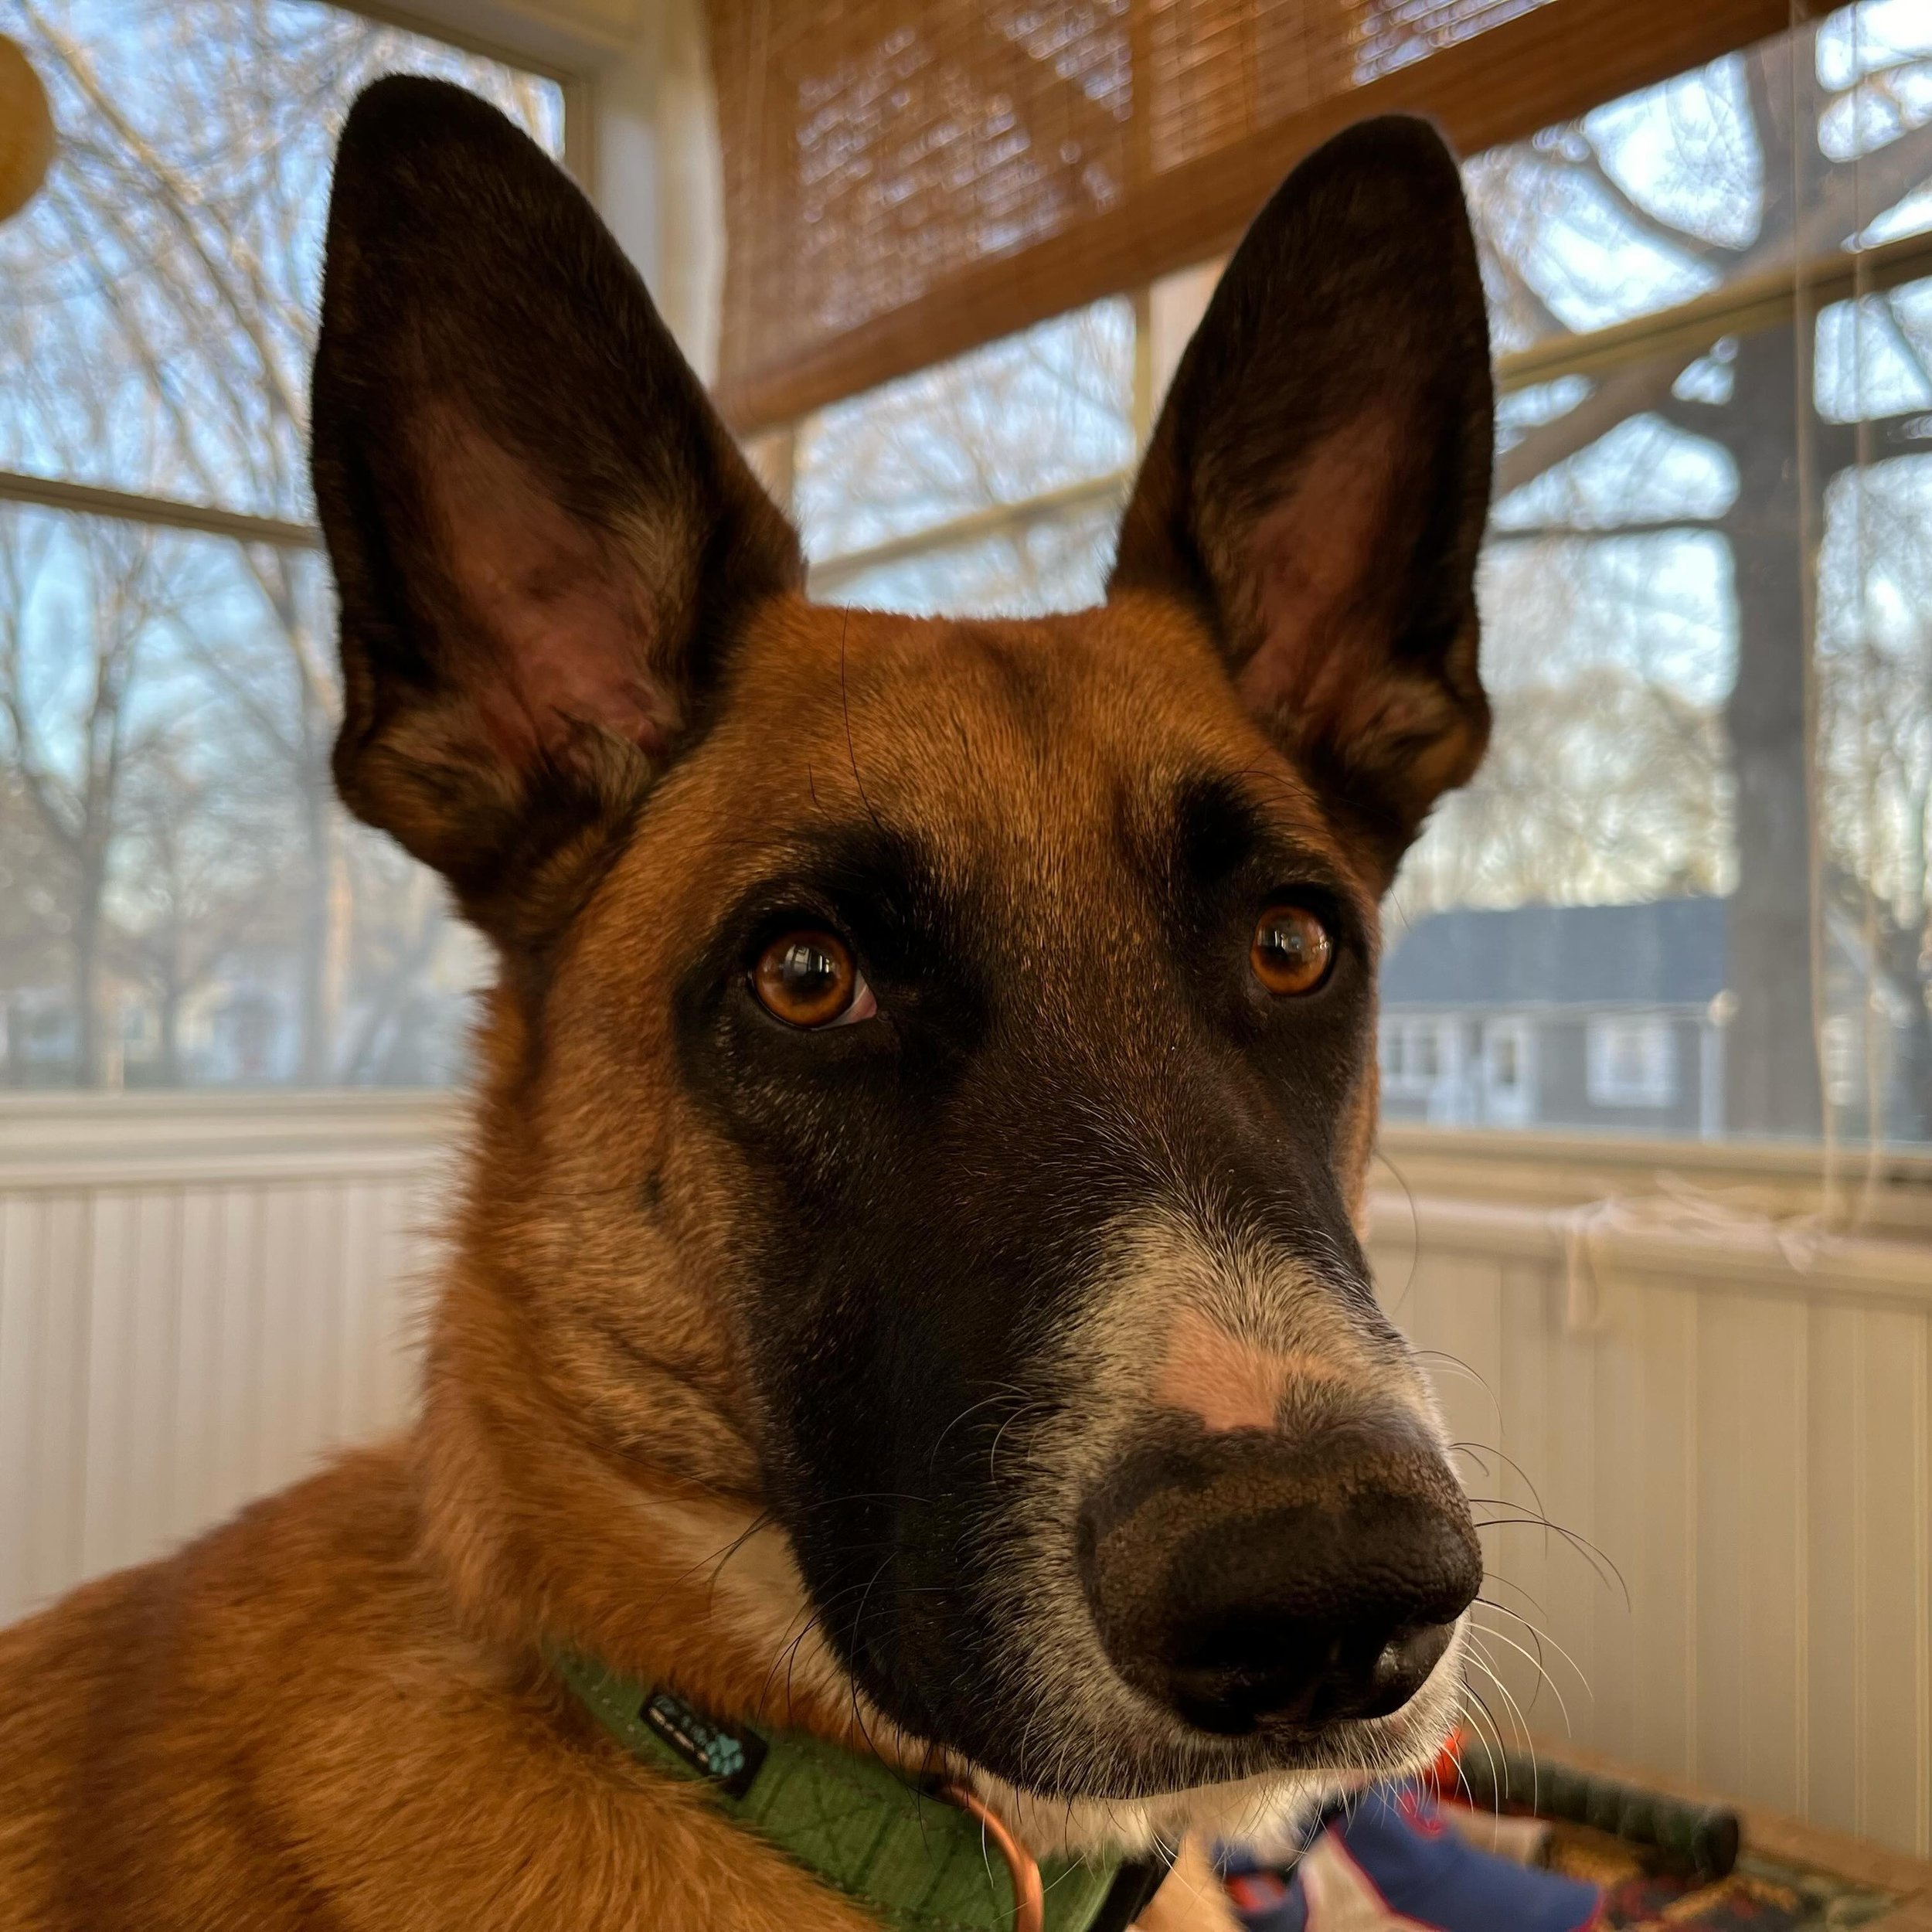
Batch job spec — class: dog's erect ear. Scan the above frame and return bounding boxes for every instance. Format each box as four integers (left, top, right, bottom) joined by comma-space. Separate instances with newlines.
1111, 117, 1493, 883
311, 77, 800, 947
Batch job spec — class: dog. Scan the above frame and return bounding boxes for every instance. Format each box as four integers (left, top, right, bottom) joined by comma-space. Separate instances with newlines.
0, 77, 1493, 1932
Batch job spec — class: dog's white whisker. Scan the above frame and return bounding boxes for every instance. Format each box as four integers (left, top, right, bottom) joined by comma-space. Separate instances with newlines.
1471, 1599, 1594, 1711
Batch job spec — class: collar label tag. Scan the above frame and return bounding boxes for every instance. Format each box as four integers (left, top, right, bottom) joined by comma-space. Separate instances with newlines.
641, 1690, 769, 1801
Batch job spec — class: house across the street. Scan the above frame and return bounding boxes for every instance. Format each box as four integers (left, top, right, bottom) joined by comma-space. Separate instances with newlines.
1378, 898, 1733, 1137
1379, 893, 1924, 1138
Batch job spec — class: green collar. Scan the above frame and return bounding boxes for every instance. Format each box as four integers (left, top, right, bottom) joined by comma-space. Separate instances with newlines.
549, 1648, 1166, 1932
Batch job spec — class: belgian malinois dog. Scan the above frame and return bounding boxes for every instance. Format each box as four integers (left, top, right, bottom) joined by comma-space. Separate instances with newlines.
0, 76, 1494, 1932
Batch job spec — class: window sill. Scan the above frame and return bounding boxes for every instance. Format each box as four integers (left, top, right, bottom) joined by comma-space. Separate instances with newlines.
1366, 1186, 1932, 1308
0, 1088, 460, 1187
2, 1100, 1927, 1272
1376, 1123, 1932, 1244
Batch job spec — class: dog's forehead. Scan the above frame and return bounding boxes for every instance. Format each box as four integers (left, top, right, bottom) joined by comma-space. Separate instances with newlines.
689, 594, 1352, 878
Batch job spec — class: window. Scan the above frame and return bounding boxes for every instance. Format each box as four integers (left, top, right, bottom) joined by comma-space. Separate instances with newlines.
1382, 1018, 1451, 1097
1481, 1017, 1536, 1126
0, 2, 564, 1088
1487, 1026, 1522, 1094
1400, 8, 1932, 1148
795, 298, 1138, 616
1587, 1015, 1679, 1107
1412, 1026, 1443, 1086
1380, 1022, 1410, 1090
751, 5, 1932, 1149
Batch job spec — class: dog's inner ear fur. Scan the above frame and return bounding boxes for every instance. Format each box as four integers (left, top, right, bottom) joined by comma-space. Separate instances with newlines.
1111, 117, 1495, 885
410, 405, 689, 766
311, 78, 799, 949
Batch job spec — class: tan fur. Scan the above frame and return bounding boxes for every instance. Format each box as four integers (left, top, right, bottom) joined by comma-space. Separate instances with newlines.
0, 593, 1379, 1930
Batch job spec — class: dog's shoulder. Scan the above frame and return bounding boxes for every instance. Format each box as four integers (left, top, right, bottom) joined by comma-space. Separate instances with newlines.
0, 1446, 880, 1931
0, 1444, 422, 1927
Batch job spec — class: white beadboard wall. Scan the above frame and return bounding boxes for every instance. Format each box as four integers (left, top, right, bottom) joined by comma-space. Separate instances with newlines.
1366, 1154, 1932, 1859
0, 1093, 452, 1628
0, 1099, 1927, 1856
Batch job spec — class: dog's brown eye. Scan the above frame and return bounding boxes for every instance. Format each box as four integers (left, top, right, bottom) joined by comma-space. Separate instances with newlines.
1250, 904, 1333, 996
752, 930, 875, 1029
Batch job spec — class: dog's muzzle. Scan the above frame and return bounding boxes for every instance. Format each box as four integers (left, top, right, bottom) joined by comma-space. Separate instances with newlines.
1076, 1404, 1480, 1737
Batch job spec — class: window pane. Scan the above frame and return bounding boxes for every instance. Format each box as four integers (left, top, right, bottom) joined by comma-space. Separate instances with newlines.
795, 298, 1136, 566
0, 0, 563, 521
0, 505, 481, 1088
1467, 3, 1932, 355
814, 497, 1125, 617
1586, 1015, 1680, 1107
1381, 5, 1932, 1147
1413, 1026, 1441, 1083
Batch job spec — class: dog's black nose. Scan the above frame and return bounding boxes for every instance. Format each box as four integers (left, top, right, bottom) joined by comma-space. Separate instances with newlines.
1077, 1408, 1481, 1736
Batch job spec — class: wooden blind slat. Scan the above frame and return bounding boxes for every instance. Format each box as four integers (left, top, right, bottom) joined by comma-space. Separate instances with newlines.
709, 0, 1799, 433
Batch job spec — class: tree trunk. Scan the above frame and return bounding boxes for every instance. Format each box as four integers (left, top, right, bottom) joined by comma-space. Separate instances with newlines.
297, 789, 331, 1084
1891, 976, 1932, 1142
157, 957, 183, 1087
1878, 896, 1932, 1141
70, 851, 106, 1090
1720, 323, 1824, 1137
296, 754, 346, 1085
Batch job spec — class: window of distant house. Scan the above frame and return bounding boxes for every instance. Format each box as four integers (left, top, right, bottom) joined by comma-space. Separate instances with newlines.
1382, 1019, 1448, 1097
1379, 1022, 1404, 1089
0, 2, 563, 1090
1483, 1019, 1531, 1096
1487, 1027, 1521, 1095
1379, 1022, 1405, 1090
754, 7, 1932, 1152
1478, 1019, 1535, 1128
1587, 1016, 1679, 1108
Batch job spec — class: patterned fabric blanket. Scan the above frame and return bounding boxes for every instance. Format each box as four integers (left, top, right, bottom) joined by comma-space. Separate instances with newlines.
1547, 1825, 1896, 1930
1221, 1781, 1899, 1931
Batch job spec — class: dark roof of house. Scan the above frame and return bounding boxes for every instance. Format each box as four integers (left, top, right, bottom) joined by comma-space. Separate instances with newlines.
1380, 896, 1727, 1009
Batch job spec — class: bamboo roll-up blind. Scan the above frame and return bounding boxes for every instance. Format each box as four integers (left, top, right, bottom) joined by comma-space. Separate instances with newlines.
707, 0, 1801, 431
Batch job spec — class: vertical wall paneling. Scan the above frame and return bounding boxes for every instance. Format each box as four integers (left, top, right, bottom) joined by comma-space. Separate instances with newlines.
1369, 1213, 1932, 1859
1853, 1306, 1930, 1853
0, 1097, 449, 1630
1, 1100, 1927, 1859
32, 1197, 90, 1608
1806, 1298, 1864, 1835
